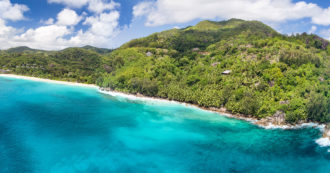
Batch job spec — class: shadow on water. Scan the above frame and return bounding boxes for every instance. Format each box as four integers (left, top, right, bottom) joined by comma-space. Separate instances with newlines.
12, 99, 138, 138
0, 123, 33, 173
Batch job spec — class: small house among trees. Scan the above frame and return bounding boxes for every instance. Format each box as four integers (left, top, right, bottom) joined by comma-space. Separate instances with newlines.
146, 52, 153, 57
222, 70, 231, 75
0, 69, 11, 73
192, 48, 200, 52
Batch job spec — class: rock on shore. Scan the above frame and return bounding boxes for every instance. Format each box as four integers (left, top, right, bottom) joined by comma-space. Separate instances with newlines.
316, 124, 330, 148
255, 111, 286, 126
323, 125, 330, 138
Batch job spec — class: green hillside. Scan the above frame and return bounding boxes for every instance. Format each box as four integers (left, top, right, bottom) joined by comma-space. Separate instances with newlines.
3, 46, 46, 53
80, 45, 113, 54
1, 19, 329, 123
0, 47, 102, 83
98, 19, 330, 123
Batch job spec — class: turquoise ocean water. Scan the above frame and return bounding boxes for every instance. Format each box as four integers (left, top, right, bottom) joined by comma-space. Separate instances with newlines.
0, 77, 329, 173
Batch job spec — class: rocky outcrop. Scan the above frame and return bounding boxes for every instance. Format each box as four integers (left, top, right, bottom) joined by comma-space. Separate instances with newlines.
100, 87, 112, 92
256, 111, 286, 126
323, 125, 330, 138
279, 100, 290, 105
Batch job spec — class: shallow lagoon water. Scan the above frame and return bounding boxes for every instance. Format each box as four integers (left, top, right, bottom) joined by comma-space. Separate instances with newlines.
0, 77, 329, 173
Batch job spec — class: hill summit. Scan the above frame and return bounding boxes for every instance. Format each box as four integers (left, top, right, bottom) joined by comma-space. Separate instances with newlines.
101, 19, 330, 123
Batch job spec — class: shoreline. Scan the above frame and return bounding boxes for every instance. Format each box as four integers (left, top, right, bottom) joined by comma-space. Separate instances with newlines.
99, 89, 330, 149
1, 73, 329, 147
0, 74, 98, 88
98, 88, 325, 129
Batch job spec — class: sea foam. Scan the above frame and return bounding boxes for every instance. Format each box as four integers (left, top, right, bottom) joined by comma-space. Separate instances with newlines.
315, 137, 330, 148
98, 89, 183, 106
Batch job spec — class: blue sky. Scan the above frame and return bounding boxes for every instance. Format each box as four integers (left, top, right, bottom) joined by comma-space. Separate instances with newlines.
0, 0, 329, 50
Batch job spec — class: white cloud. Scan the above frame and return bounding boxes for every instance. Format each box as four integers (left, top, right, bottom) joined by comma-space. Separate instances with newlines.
133, 1, 154, 17
308, 25, 317, 34
14, 25, 70, 43
0, 1, 122, 50
0, 0, 121, 50
0, 0, 29, 21
133, 0, 328, 26
0, 19, 17, 37
48, 0, 89, 8
69, 11, 120, 47
48, 0, 119, 13
83, 11, 119, 36
320, 29, 330, 41
56, 8, 82, 26
312, 7, 330, 25
0, 0, 27, 48
41, 18, 55, 25
87, 0, 119, 13
0, 8, 120, 50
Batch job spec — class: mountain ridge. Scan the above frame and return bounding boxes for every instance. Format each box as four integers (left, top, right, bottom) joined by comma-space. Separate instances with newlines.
1, 45, 113, 54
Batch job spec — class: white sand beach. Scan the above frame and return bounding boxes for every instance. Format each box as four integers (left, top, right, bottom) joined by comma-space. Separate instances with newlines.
0, 74, 98, 88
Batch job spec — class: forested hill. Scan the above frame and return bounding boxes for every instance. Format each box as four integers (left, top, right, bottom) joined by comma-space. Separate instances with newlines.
0, 19, 329, 123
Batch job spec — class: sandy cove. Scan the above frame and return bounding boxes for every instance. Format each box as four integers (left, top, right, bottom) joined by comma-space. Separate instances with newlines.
1, 73, 329, 147
0, 74, 98, 88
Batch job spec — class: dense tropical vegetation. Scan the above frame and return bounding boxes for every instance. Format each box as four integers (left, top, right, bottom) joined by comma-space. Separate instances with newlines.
0, 19, 329, 123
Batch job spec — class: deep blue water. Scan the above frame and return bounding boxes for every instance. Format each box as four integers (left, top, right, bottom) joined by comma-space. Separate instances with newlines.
0, 77, 329, 173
